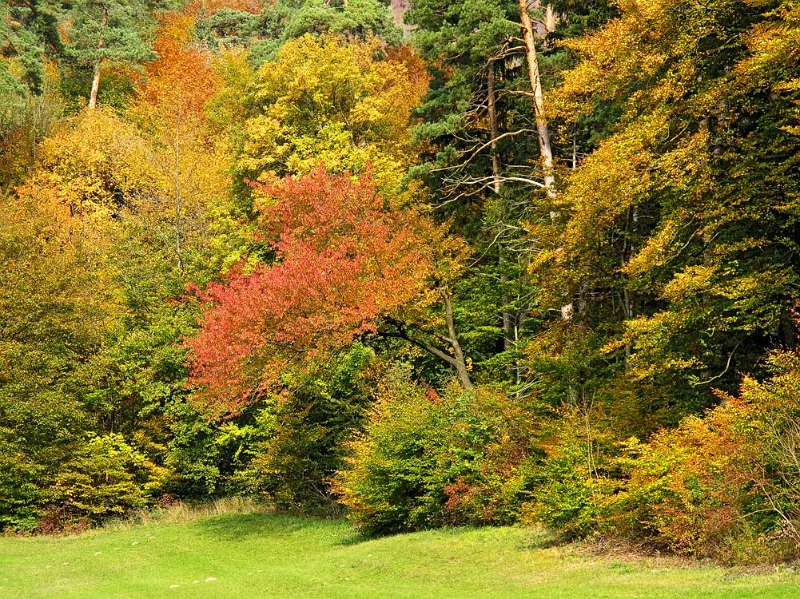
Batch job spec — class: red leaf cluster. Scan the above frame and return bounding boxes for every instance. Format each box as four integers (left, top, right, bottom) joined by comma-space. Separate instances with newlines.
187, 168, 432, 416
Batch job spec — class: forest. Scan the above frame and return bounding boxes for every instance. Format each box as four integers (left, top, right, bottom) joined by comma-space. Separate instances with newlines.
1, 0, 799, 568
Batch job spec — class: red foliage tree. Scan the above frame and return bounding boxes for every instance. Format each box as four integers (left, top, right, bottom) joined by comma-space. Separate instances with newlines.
187, 168, 433, 416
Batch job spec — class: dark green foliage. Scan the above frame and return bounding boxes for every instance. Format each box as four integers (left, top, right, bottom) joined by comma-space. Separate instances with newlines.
64, 0, 154, 68
196, 0, 401, 65
0, 1, 65, 94
241, 344, 377, 510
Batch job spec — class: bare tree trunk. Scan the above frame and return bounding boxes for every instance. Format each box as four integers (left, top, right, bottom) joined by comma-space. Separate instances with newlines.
518, 0, 556, 203
487, 61, 522, 380
88, 9, 107, 109
500, 252, 514, 353
174, 134, 184, 273
390, 293, 474, 391
487, 60, 502, 195
518, 0, 574, 319
89, 61, 102, 109
444, 292, 474, 391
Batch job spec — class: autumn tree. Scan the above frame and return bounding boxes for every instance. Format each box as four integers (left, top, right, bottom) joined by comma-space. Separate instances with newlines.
0, 181, 122, 529
194, 0, 401, 62
0, 2, 66, 186
532, 0, 800, 426
238, 34, 427, 194
132, 11, 229, 275
188, 168, 435, 416
405, 0, 613, 389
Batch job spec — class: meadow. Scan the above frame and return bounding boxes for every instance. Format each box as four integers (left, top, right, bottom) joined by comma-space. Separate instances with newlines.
1, 505, 798, 599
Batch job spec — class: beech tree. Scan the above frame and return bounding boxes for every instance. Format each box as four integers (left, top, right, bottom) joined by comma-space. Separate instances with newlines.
133, 11, 224, 274
0, 181, 122, 529
188, 168, 435, 416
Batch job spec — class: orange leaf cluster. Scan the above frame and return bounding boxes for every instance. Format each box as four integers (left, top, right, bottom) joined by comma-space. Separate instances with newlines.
137, 13, 220, 132
187, 168, 433, 416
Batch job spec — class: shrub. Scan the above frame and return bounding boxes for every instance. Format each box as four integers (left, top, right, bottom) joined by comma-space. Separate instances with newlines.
523, 355, 800, 564
43, 434, 168, 531
238, 343, 377, 511
335, 367, 536, 535
527, 437, 605, 537
606, 351, 800, 563
610, 401, 761, 560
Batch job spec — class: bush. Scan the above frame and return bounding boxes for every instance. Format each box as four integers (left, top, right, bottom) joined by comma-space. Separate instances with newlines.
522, 354, 800, 564
238, 343, 377, 511
526, 413, 612, 539
607, 351, 800, 563
335, 367, 536, 535
610, 401, 761, 561
43, 434, 168, 531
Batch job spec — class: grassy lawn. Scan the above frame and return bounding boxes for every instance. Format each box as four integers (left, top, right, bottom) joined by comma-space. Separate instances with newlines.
1, 507, 798, 598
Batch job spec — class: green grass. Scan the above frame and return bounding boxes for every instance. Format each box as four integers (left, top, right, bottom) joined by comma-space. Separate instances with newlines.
1, 507, 798, 598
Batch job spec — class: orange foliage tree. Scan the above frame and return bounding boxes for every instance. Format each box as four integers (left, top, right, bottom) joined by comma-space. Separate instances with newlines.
131, 12, 234, 276
136, 12, 219, 133
187, 168, 434, 416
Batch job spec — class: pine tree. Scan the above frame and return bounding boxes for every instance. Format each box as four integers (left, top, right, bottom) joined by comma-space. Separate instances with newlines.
64, 0, 154, 108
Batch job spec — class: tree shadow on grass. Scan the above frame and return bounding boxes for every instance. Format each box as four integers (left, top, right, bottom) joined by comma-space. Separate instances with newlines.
194, 511, 351, 543
335, 523, 548, 549
194, 512, 309, 541
334, 528, 372, 546
517, 531, 566, 551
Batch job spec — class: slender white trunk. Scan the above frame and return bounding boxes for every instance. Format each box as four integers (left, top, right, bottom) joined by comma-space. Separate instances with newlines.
518, 0, 573, 319
518, 0, 556, 203
487, 61, 502, 195
174, 134, 184, 273
88, 9, 107, 109
89, 60, 101, 109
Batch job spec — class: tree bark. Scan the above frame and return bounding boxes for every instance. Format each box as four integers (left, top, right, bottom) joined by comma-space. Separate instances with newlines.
88, 9, 108, 109
487, 61, 523, 381
518, 0, 574, 319
517, 0, 556, 203
174, 134, 184, 273
387, 294, 474, 391
443, 291, 474, 391
487, 60, 502, 195
89, 60, 101, 109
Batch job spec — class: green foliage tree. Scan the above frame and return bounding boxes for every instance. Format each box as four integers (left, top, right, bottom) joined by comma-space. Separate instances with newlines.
196, 0, 401, 64
0, 182, 123, 530
335, 367, 536, 534
240, 343, 377, 510
64, 0, 155, 108
405, 0, 615, 391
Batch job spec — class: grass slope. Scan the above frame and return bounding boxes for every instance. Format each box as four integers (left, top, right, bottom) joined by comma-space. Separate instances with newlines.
1, 509, 799, 598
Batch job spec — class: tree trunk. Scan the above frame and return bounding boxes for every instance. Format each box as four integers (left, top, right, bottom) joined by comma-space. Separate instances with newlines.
389, 297, 474, 391
88, 9, 108, 109
487, 61, 523, 381
517, 0, 556, 203
89, 60, 101, 109
487, 60, 502, 195
443, 292, 474, 391
174, 135, 184, 273
518, 0, 574, 319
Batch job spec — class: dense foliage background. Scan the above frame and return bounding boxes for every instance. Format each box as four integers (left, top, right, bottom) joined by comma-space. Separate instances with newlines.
1, 0, 798, 564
